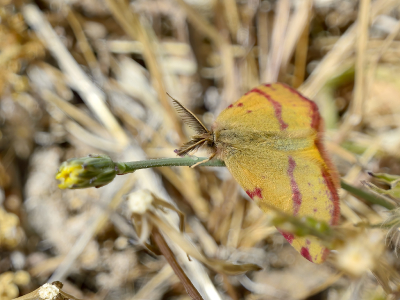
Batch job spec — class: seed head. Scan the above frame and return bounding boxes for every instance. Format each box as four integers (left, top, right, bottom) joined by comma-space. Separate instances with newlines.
38, 283, 59, 300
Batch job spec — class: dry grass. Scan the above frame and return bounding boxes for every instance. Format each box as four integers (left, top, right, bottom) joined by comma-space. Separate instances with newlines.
2, 0, 400, 299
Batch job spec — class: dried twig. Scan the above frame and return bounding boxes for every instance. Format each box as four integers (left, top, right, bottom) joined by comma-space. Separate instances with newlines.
22, 4, 129, 148
105, 0, 185, 140
265, 0, 290, 82
152, 227, 203, 300
300, 0, 399, 98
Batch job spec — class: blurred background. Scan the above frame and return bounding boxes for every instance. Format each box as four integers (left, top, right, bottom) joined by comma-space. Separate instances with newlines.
1, 0, 400, 299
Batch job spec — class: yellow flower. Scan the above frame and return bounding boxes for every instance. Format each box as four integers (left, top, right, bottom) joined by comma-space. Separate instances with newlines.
55, 163, 83, 189
55, 154, 125, 189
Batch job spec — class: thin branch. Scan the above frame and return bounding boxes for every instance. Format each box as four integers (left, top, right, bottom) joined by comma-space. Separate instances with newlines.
152, 227, 203, 300
105, 0, 185, 140
22, 4, 129, 147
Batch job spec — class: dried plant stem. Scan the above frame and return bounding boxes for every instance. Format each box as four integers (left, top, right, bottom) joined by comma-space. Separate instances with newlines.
173, 0, 237, 108
298, 272, 343, 299
292, 9, 311, 88
222, 0, 241, 39
352, 0, 370, 120
335, 0, 371, 143
265, 0, 290, 82
281, 0, 312, 76
257, 8, 269, 83
41, 89, 105, 136
299, 0, 399, 98
49, 175, 137, 282
173, 0, 223, 48
105, 0, 185, 140
152, 227, 203, 300
22, 4, 129, 147
132, 265, 176, 300
65, 8, 104, 83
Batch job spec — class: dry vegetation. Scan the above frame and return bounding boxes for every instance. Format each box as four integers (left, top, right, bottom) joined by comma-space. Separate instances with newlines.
2, 0, 400, 299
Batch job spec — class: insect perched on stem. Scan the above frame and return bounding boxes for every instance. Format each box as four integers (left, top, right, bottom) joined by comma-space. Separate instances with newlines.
172, 82, 340, 263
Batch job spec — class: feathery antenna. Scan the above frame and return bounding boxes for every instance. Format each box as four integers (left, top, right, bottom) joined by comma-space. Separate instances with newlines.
168, 93, 210, 135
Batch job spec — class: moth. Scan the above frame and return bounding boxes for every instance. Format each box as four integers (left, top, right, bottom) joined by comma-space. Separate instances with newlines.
173, 83, 340, 263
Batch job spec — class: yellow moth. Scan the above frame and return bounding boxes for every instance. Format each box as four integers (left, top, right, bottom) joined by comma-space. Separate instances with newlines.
173, 83, 340, 263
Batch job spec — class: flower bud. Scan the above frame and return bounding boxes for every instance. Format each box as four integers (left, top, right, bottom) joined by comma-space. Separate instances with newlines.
55, 154, 126, 189
364, 172, 400, 199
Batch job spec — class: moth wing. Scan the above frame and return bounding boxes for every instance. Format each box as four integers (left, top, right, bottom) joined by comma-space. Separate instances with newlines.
223, 147, 338, 263
213, 83, 320, 134
214, 83, 340, 263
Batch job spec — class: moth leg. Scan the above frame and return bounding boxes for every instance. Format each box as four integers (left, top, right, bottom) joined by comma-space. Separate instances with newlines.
190, 152, 216, 168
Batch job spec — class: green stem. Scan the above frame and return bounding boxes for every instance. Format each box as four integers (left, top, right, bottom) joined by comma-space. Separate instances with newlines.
117, 156, 396, 210
117, 157, 226, 174
340, 180, 396, 210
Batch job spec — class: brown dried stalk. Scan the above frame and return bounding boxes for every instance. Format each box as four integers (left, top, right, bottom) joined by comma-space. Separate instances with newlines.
152, 227, 203, 300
